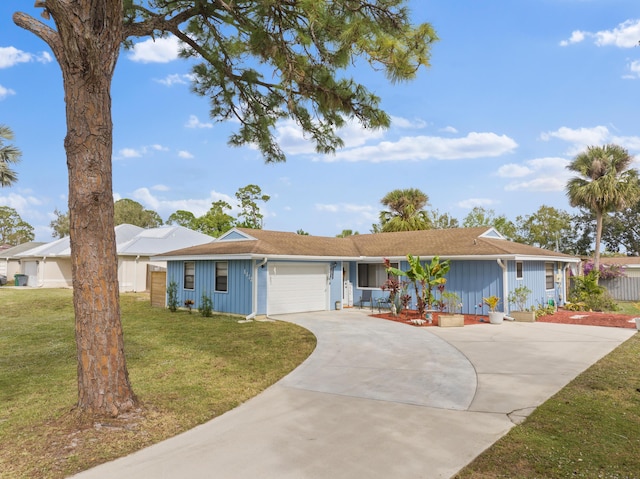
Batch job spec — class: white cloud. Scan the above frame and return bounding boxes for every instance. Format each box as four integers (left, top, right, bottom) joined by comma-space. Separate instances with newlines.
273, 118, 387, 156
624, 60, 640, 80
457, 198, 497, 209
317, 132, 518, 163
501, 157, 571, 193
38, 52, 52, 64
593, 19, 640, 48
560, 19, 640, 49
496, 163, 532, 178
118, 148, 142, 158
0, 46, 52, 68
315, 203, 377, 222
540, 125, 640, 155
0, 191, 44, 218
127, 36, 181, 63
504, 176, 568, 192
0, 84, 16, 100
389, 115, 428, 129
115, 144, 169, 159
540, 126, 610, 155
154, 73, 194, 86
178, 150, 194, 159
131, 187, 236, 217
185, 115, 213, 129
559, 30, 586, 47
439, 126, 458, 134
151, 184, 170, 192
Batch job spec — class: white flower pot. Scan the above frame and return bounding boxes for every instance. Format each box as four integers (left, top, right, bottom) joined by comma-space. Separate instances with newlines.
488, 312, 505, 324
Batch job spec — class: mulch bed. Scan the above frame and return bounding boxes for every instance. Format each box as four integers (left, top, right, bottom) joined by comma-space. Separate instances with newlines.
372, 309, 639, 330
537, 309, 638, 329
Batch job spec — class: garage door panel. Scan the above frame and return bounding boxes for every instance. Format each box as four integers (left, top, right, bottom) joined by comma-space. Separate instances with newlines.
268, 263, 328, 314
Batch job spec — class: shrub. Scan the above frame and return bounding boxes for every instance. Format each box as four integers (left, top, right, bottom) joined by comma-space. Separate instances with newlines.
441, 291, 461, 314
167, 281, 178, 312
200, 293, 213, 317
568, 272, 618, 312
507, 285, 531, 311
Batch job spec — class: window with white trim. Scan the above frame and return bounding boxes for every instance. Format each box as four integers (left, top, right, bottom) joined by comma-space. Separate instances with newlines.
184, 261, 195, 290
357, 262, 398, 289
215, 261, 228, 292
516, 261, 523, 280
545, 262, 554, 290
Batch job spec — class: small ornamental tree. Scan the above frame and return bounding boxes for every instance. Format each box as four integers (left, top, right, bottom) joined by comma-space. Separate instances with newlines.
385, 255, 450, 318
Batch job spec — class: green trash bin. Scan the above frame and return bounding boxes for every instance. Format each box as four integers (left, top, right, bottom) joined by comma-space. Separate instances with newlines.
14, 274, 28, 286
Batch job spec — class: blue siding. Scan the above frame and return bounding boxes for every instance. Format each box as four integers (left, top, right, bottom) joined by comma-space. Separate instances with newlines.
167, 259, 253, 315
169, 256, 569, 316
350, 259, 504, 314
446, 260, 503, 315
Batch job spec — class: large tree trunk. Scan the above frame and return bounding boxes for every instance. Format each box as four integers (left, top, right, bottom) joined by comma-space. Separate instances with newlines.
66, 75, 136, 416
14, 0, 136, 416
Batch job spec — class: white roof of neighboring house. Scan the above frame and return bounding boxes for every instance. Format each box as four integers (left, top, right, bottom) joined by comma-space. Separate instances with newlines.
117, 225, 214, 256
0, 242, 47, 259
16, 224, 213, 258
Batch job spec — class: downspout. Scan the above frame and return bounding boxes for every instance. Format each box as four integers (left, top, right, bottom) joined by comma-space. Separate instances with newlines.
561, 264, 570, 305
246, 258, 267, 320
38, 257, 47, 288
497, 258, 508, 312
134, 255, 140, 292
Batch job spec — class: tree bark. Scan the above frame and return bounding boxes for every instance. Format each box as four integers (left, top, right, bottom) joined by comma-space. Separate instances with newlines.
593, 210, 603, 283
15, 0, 136, 416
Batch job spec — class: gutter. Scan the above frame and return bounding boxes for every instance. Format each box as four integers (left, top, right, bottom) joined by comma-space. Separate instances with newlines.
245, 257, 267, 320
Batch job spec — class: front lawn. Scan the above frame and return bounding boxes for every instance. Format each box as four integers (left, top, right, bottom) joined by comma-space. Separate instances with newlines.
0, 288, 316, 479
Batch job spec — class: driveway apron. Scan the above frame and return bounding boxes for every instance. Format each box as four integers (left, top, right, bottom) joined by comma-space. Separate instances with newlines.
70, 310, 635, 479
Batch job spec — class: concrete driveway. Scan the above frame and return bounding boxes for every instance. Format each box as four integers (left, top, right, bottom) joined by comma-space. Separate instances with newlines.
70, 309, 635, 479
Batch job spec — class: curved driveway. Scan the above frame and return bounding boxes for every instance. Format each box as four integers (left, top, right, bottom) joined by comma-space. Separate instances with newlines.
71, 309, 635, 479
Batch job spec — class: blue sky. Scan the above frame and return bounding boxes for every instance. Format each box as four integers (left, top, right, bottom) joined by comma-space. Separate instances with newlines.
1, 1, 639, 241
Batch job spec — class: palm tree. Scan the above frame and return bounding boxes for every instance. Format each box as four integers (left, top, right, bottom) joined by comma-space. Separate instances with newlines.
379, 188, 431, 232
566, 144, 640, 274
0, 125, 21, 187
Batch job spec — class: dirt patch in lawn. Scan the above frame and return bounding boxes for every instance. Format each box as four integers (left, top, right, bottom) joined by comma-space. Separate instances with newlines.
372, 309, 639, 329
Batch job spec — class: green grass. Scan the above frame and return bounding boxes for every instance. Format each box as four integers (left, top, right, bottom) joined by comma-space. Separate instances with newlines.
0, 288, 316, 479
615, 301, 640, 316
456, 332, 640, 478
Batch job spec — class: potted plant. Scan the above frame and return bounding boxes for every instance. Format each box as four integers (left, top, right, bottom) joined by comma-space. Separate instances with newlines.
507, 285, 535, 322
438, 291, 464, 327
483, 295, 504, 324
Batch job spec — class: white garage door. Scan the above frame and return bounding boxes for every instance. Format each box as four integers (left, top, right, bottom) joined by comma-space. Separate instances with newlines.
268, 263, 329, 314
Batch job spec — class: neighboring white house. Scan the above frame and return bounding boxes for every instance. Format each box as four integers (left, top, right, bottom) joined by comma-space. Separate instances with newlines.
0, 242, 46, 284
15, 224, 213, 291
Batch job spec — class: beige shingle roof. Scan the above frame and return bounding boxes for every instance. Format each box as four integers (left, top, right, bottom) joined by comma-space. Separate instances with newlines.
157, 227, 576, 261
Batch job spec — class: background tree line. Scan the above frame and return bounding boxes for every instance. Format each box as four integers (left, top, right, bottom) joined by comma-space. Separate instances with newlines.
4, 186, 637, 257
45, 184, 271, 240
